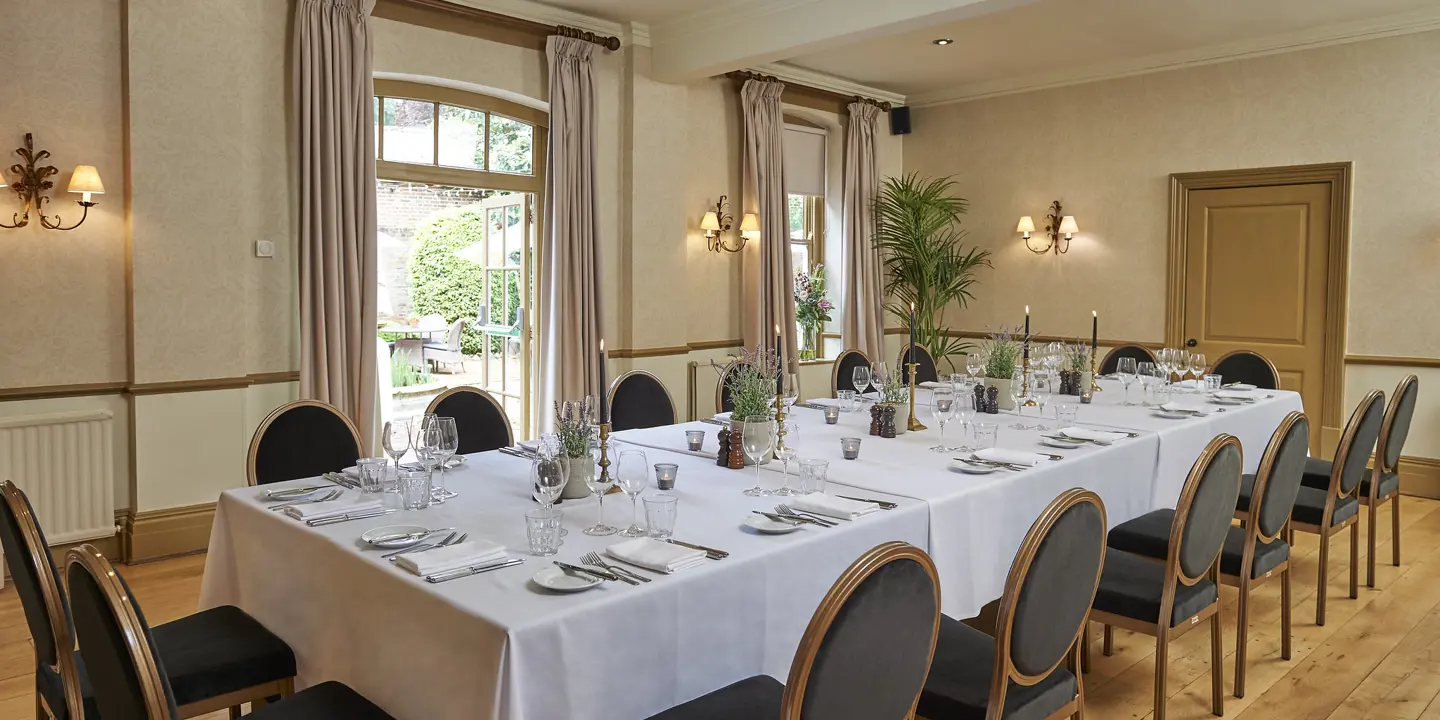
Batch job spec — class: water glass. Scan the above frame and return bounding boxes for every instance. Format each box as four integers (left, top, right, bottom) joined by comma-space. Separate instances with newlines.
1153, 382, 1173, 407
525, 508, 563, 556
356, 457, 387, 494
1116, 357, 1138, 406
1056, 403, 1079, 428
398, 468, 432, 510
930, 386, 956, 452
823, 406, 841, 424
1204, 374, 1223, 392
684, 430, 706, 452
799, 459, 828, 494
840, 437, 862, 460
837, 389, 857, 412
973, 422, 999, 449
643, 494, 678, 538
654, 463, 678, 491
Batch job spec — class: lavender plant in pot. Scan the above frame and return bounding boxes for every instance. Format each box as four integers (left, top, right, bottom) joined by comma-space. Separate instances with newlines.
554, 397, 597, 499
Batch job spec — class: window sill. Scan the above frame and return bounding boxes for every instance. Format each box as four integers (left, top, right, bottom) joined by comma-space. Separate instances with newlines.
798, 358, 834, 367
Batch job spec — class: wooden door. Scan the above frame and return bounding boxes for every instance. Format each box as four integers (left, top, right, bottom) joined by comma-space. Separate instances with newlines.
1182, 183, 1330, 446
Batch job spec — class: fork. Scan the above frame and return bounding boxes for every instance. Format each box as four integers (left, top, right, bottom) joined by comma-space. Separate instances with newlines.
581, 552, 648, 584
775, 505, 837, 527
267, 488, 341, 510
387, 531, 464, 561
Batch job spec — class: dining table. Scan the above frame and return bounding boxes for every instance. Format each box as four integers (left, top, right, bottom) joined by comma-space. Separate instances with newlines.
201, 377, 1302, 720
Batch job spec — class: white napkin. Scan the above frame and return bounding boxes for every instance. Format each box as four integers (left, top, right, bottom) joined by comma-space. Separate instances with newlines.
791, 493, 881, 521
712, 411, 733, 422
1222, 383, 1258, 391
1160, 402, 1208, 415
1059, 427, 1128, 443
342, 466, 361, 478
606, 538, 706, 573
394, 540, 507, 576
281, 496, 382, 521
973, 448, 1048, 467
518, 439, 541, 452
1214, 389, 1261, 400
918, 381, 947, 389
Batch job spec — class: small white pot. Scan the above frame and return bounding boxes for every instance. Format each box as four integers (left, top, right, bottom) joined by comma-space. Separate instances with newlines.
562, 457, 594, 499
986, 377, 1016, 411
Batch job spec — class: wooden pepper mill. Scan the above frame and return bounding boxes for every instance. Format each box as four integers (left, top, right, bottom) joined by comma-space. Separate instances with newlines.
985, 386, 1000, 414
716, 426, 732, 467
880, 405, 898, 438
727, 424, 746, 469
869, 404, 883, 436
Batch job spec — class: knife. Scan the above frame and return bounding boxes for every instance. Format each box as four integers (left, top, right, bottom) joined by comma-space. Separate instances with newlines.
322, 472, 360, 489
424, 558, 525, 583
835, 495, 898, 510
753, 511, 806, 526
306, 508, 396, 526
699, 418, 727, 426
663, 538, 728, 559
553, 561, 619, 581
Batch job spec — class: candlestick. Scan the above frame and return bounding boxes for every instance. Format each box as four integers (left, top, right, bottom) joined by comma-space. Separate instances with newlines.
599, 339, 609, 423
1089, 345, 1103, 392
908, 302, 916, 367
906, 362, 927, 431
1091, 310, 1098, 351
1021, 352, 1037, 407
597, 422, 613, 482
774, 388, 788, 455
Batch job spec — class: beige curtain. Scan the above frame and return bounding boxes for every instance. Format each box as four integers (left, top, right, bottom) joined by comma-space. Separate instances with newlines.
295, 0, 378, 448
740, 79, 797, 366
842, 102, 885, 359
537, 36, 602, 424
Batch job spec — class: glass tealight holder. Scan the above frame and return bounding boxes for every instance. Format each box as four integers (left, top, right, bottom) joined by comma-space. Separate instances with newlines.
356, 457, 388, 494
654, 463, 678, 491
840, 437, 862, 460
823, 406, 840, 425
799, 459, 829, 494
684, 430, 706, 452
837, 390, 857, 412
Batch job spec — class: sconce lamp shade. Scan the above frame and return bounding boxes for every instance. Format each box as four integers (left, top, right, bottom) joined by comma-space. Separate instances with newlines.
1015, 216, 1035, 234
67, 165, 105, 201
739, 213, 761, 240
700, 211, 721, 232
1058, 215, 1078, 236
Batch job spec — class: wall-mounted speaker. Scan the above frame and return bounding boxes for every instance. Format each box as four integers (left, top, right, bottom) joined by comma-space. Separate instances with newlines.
890, 106, 911, 135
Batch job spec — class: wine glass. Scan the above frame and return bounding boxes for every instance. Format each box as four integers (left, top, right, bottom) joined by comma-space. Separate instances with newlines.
1189, 352, 1207, 385
381, 419, 410, 484
773, 420, 799, 496
415, 418, 442, 486
851, 365, 872, 398
1117, 357, 1138, 406
965, 353, 984, 382
531, 456, 567, 511
582, 439, 616, 536
431, 417, 459, 500
741, 416, 775, 497
872, 361, 891, 390
1010, 366, 1027, 416
930, 386, 956, 452
953, 390, 975, 452
1031, 371, 1053, 430
782, 372, 799, 409
615, 449, 648, 537
1137, 361, 1158, 406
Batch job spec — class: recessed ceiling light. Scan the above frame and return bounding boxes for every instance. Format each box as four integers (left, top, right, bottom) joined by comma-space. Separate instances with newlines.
933, 38, 954, 46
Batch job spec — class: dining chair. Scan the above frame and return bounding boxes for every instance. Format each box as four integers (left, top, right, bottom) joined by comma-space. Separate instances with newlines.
246, 400, 363, 487
0, 481, 298, 720
1108, 414, 1308, 698
832, 348, 871, 397
608, 369, 677, 431
917, 488, 1106, 720
1098, 344, 1157, 375
1299, 375, 1417, 587
1089, 434, 1242, 720
421, 318, 467, 373
1209, 350, 1281, 390
425, 385, 514, 453
715, 360, 740, 414
898, 343, 940, 385
646, 541, 941, 719
1279, 390, 1384, 624
65, 544, 396, 720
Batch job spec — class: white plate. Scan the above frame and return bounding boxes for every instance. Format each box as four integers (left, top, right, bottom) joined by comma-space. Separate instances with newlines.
948, 460, 999, 475
1040, 437, 1084, 449
1153, 410, 1197, 420
1223, 383, 1258, 391
1210, 397, 1247, 406
361, 525, 431, 548
533, 565, 603, 593
744, 515, 804, 534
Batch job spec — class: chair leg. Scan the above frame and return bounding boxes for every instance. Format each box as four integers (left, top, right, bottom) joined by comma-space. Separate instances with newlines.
1234, 580, 1249, 698
1081, 624, 1091, 674
1393, 493, 1402, 567
1074, 641, 1087, 720
1281, 566, 1293, 661
1316, 530, 1330, 626
1211, 603, 1225, 715
1103, 624, 1114, 656
1367, 502, 1378, 588
229, 707, 242, 720
1154, 631, 1170, 720
1350, 521, 1360, 600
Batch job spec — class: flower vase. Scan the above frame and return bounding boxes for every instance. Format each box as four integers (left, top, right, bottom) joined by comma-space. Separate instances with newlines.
562, 457, 594, 499
800, 325, 817, 361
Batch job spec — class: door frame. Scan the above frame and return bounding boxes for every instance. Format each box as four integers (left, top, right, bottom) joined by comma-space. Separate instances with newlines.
1166, 162, 1352, 439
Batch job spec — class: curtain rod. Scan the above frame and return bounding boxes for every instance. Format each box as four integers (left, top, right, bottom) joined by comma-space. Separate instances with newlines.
383, 0, 621, 50
724, 70, 893, 112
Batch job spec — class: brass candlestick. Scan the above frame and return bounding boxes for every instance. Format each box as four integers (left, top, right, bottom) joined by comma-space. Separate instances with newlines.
597, 422, 613, 482
773, 392, 788, 455
906, 363, 928, 431
1021, 353, 1038, 407
1089, 346, 1103, 391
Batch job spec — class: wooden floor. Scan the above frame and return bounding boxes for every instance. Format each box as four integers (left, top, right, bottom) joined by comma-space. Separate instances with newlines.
2, 497, 1440, 719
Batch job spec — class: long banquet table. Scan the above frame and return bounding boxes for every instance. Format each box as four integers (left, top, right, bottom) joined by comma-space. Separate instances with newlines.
201, 379, 1301, 720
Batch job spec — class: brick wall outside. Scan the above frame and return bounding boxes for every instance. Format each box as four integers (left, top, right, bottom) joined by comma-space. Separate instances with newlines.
377, 179, 496, 320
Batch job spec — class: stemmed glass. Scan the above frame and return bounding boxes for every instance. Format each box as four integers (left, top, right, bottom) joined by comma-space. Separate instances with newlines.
741, 416, 776, 497
415, 419, 444, 503
1010, 367, 1028, 416
615, 449, 649, 537
852, 365, 872, 399
953, 390, 975, 452
531, 456, 567, 513
930, 386, 956, 452
381, 419, 410, 484
1137, 361, 1158, 406
782, 372, 799, 409
965, 353, 984, 382
872, 362, 891, 390
1031, 371, 1053, 430
773, 420, 799, 496
1189, 353, 1207, 386
582, 439, 617, 536
1117, 357, 1139, 406
432, 417, 459, 500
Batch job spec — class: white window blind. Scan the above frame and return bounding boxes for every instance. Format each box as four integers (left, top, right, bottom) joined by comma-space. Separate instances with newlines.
783, 125, 826, 197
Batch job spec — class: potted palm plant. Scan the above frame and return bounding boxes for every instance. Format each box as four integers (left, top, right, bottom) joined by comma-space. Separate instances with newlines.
873, 173, 991, 371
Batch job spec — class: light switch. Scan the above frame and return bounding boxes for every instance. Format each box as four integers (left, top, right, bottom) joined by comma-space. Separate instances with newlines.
255, 240, 275, 258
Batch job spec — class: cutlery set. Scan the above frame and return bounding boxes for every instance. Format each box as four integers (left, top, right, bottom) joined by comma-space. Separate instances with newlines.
581, 552, 650, 584
307, 508, 396, 527
424, 558, 526, 583
954, 457, 1029, 472
775, 505, 837, 526
835, 495, 898, 509
384, 531, 467, 560
1042, 434, 1112, 446
267, 488, 342, 510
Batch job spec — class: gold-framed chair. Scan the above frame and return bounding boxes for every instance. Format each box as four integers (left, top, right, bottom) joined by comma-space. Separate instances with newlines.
898, 343, 940, 385
715, 359, 740, 414
246, 400, 363, 486
1098, 344, 1157, 375
1210, 349, 1282, 390
832, 348, 871, 397
425, 385, 514, 453
607, 369, 678, 430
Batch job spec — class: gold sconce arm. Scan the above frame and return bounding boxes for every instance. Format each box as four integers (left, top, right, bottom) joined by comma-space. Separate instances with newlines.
3, 134, 100, 232
701, 195, 747, 253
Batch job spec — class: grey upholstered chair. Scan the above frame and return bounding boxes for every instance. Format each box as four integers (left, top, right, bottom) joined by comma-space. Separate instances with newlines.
1110, 413, 1308, 698
645, 542, 941, 719
716, 360, 741, 414
247, 400, 363, 486
1089, 434, 1243, 720
422, 318, 467, 373
897, 343, 939, 385
1299, 375, 1416, 588
1099, 344, 1157, 375
608, 370, 677, 431
1210, 349, 1281, 390
425, 385, 514, 454
1279, 390, 1384, 624
832, 349, 871, 397
66, 545, 395, 720
918, 488, 1106, 720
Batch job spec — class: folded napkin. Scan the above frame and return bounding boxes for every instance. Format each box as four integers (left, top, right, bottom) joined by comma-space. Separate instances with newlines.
1160, 402, 1207, 415
1223, 383, 1258, 391
281, 496, 383, 521
1214, 389, 1261, 400
606, 537, 706, 573
791, 493, 882, 521
806, 397, 843, 407
973, 448, 1048, 467
918, 381, 948, 389
1059, 427, 1128, 443
713, 411, 733, 422
518, 439, 541, 452
394, 540, 507, 576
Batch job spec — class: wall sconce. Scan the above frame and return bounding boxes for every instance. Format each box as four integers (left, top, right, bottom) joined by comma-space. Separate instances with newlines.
700, 195, 747, 253
739, 213, 760, 241
1019, 200, 1077, 254
1, 134, 103, 231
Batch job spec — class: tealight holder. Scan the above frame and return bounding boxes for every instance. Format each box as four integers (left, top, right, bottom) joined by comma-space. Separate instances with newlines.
823, 406, 840, 425
654, 463, 678, 491
684, 430, 705, 452
840, 437, 862, 460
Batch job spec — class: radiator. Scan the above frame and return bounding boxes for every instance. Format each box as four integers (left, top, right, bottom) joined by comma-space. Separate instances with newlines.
0, 410, 116, 545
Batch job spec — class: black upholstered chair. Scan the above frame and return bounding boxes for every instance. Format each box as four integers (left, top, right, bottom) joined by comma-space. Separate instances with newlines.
918, 489, 1106, 720
832, 349, 871, 397
1089, 435, 1242, 720
716, 360, 740, 414
1099, 344, 1157, 375
646, 542, 941, 719
65, 545, 395, 720
1210, 349, 1281, 390
247, 400, 363, 486
0, 482, 297, 720
425, 385, 514, 453
1109, 413, 1308, 698
1277, 390, 1384, 624
897, 344, 940, 385
1300, 375, 1417, 588
608, 370, 677, 430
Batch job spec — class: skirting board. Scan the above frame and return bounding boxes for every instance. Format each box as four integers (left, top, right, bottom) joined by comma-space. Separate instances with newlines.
1401, 456, 1440, 500
122, 502, 216, 563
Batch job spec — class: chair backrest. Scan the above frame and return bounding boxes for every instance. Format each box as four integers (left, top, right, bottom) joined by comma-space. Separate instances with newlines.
1168, 435, 1244, 583
994, 489, 1107, 701
0, 482, 83, 719
1245, 412, 1311, 541
607, 370, 676, 431
66, 545, 178, 720
444, 318, 465, 349
832, 349, 871, 397
419, 313, 445, 328
247, 400, 364, 486
1099, 344, 1157, 375
897, 344, 939, 385
1328, 390, 1386, 498
426, 386, 514, 453
782, 542, 941, 719
1210, 350, 1281, 390
1378, 375, 1419, 473
715, 361, 740, 414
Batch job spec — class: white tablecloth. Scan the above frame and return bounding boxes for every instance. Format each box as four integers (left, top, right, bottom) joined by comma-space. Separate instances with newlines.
201, 450, 928, 720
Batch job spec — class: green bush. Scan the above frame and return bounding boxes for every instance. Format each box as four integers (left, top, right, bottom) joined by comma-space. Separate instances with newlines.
408, 205, 522, 357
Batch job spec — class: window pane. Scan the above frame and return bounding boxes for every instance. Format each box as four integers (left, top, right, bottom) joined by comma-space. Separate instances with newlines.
487, 208, 505, 266
438, 105, 485, 170
382, 98, 435, 165
503, 203, 523, 264
791, 243, 810, 276
789, 195, 805, 241
489, 115, 533, 174
373, 97, 380, 157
